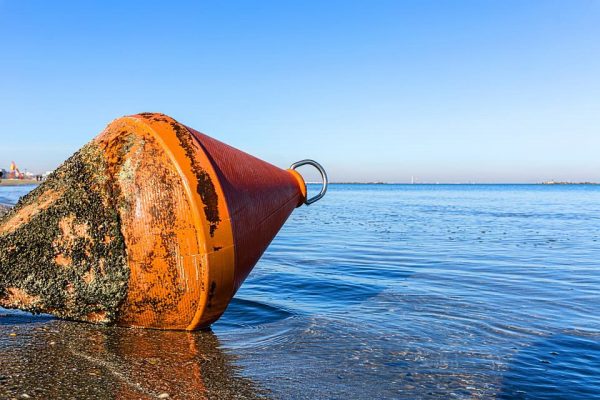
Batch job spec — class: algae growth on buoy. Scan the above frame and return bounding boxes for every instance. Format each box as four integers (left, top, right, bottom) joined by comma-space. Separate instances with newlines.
0, 142, 129, 323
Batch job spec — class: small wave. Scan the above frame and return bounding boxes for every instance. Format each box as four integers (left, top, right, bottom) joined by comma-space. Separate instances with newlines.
216, 297, 295, 330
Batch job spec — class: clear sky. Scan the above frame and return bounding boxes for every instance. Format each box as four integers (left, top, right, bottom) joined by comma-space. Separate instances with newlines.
0, 1, 599, 183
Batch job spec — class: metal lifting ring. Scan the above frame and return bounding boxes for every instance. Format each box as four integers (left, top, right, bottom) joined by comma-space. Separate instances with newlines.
290, 159, 328, 205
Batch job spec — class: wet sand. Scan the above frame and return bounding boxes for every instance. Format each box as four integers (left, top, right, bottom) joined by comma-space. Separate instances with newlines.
0, 310, 267, 399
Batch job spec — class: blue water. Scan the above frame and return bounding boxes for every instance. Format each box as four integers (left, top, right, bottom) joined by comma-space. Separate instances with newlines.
2, 184, 600, 399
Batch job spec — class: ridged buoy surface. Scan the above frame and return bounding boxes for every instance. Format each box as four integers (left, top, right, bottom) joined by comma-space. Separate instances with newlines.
0, 113, 326, 330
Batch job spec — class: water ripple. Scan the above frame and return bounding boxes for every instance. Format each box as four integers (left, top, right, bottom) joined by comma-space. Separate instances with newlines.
2, 184, 600, 399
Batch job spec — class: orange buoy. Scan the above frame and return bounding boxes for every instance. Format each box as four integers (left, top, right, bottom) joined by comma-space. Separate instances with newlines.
0, 112, 327, 330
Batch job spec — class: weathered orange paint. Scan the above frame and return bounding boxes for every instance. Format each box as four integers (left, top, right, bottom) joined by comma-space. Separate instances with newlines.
96, 113, 309, 330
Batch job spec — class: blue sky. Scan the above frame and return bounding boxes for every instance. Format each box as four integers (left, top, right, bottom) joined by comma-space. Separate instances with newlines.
0, 1, 598, 183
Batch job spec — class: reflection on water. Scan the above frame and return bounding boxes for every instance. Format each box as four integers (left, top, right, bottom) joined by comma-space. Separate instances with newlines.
0, 310, 265, 399
2, 184, 600, 399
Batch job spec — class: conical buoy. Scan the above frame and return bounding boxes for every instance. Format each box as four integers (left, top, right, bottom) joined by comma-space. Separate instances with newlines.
0, 113, 327, 330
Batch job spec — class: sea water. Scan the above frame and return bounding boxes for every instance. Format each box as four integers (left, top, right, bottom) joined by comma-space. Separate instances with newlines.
1, 184, 599, 399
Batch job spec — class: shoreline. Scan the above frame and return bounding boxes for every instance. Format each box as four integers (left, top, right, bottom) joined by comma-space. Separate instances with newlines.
323, 182, 600, 185
1, 180, 598, 187
0, 179, 40, 187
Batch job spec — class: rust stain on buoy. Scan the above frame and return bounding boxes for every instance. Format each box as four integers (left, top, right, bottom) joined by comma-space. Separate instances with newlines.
0, 113, 327, 330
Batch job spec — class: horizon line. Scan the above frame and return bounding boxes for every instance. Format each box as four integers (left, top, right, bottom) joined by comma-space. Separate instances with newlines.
310, 181, 600, 185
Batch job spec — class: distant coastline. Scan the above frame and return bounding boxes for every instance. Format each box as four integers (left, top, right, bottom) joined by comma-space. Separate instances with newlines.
0, 179, 40, 187
320, 182, 600, 185
1, 179, 598, 187
540, 181, 598, 185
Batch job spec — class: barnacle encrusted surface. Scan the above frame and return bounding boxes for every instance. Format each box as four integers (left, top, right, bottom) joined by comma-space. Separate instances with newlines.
0, 142, 129, 323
